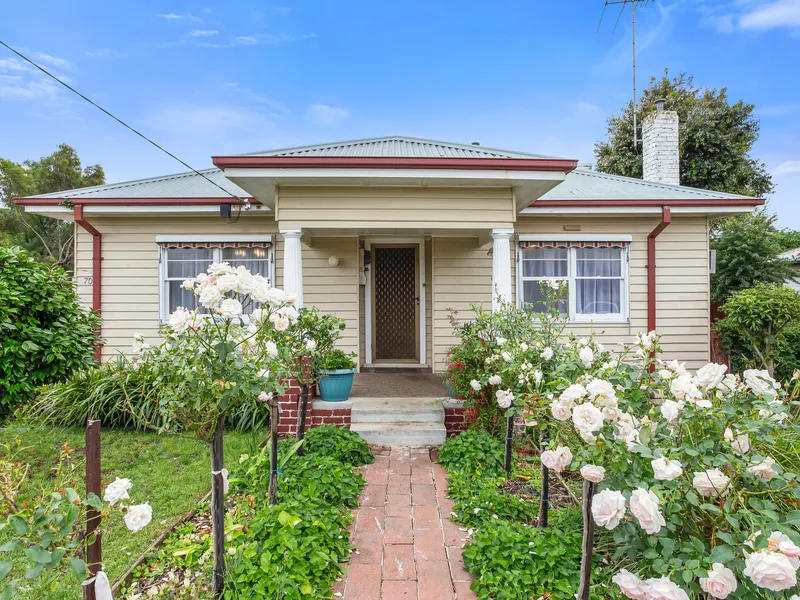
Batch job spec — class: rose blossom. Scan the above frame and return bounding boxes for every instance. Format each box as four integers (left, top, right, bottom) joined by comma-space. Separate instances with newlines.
266, 287, 287, 307
219, 298, 243, 319
591, 489, 626, 530
470, 379, 481, 392
659, 400, 683, 424
198, 285, 222, 308
730, 432, 750, 454
572, 402, 605, 434
560, 383, 587, 404
743, 550, 797, 591
692, 469, 731, 497
540, 346, 554, 360
696, 363, 728, 390
643, 576, 689, 600
579, 346, 594, 368
748, 457, 777, 481
258, 391, 273, 402
104, 477, 132, 506
670, 375, 702, 403
214, 272, 239, 293
580, 464, 605, 483
124, 503, 153, 533
269, 312, 290, 331
168, 307, 191, 333
630, 488, 666, 534
651, 458, 683, 481
540, 446, 572, 472
496, 389, 513, 409
743, 369, 779, 400
699, 563, 737, 599
587, 378, 617, 405
488, 375, 502, 386
550, 398, 573, 421
612, 569, 648, 600
501, 351, 513, 362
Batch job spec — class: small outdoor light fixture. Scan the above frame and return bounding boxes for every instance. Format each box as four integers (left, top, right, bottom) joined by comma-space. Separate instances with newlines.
328, 255, 340, 267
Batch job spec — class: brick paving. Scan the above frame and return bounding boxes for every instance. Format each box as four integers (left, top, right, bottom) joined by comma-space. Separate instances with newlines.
336, 447, 475, 600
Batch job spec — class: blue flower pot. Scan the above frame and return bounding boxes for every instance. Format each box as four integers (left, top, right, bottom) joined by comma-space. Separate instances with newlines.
444, 380, 459, 399
318, 368, 356, 402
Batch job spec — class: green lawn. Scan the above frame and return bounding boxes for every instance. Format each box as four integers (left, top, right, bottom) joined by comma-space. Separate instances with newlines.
0, 424, 258, 600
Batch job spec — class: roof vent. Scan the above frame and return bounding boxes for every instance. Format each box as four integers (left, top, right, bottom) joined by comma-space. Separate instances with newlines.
471, 142, 480, 146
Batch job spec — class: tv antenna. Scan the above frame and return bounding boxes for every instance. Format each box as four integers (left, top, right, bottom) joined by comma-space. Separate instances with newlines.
598, 0, 654, 150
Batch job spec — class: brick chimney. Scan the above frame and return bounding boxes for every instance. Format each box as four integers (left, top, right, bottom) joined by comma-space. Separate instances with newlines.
642, 99, 679, 186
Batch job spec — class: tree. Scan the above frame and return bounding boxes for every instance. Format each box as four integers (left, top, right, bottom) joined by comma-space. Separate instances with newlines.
774, 228, 800, 253
595, 71, 774, 198
0, 144, 105, 268
710, 211, 793, 302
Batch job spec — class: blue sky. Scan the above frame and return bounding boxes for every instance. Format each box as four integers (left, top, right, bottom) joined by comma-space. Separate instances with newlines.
1, 0, 798, 226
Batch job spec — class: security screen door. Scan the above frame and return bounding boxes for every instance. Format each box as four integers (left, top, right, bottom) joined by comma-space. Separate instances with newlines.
372, 245, 419, 362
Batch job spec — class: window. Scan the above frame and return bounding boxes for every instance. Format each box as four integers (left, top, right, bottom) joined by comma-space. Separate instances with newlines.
158, 241, 273, 321
518, 242, 628, 322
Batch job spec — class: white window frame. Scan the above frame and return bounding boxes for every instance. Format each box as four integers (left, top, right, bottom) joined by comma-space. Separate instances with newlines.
157, 236, 275, 323
515, 237, 630, 324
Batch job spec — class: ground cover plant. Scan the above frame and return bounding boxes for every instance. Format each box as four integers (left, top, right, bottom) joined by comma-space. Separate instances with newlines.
0, 426, 250, 599
120, 426, 372, 599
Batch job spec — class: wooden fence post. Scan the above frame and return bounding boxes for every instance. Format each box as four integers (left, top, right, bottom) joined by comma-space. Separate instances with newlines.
210, 416, 225, 598
577, 480, 597, 600
503, 412, 513, 474
539, 433, 549, 528
268, 395, 279, 505
296, 384, 310, 455
83, 420, 101, 600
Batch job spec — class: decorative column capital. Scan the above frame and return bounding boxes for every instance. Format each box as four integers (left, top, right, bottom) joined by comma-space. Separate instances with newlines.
280, 229, 303, 240
491, 228, 515, 241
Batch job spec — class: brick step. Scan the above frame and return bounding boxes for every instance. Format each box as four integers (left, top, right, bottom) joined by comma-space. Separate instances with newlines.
350, 422, 447, 447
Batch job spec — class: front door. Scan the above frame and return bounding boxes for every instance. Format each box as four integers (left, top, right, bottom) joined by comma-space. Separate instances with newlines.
372, 245, 419, 362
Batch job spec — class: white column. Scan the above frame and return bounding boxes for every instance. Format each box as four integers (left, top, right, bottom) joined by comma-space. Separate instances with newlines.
491, 229, 514, 310
281, 230, 304, 307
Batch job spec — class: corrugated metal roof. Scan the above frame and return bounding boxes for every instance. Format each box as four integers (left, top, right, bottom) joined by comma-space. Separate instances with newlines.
779, 247, 800, 262
540, 169, 753, 201
241, 136, 556, 159
27, 137, 754, 202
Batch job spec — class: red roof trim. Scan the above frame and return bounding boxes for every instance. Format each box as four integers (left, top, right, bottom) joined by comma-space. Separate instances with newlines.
212, 155, 579, 172
14, 197, 257, 206
528, 198, 764, 208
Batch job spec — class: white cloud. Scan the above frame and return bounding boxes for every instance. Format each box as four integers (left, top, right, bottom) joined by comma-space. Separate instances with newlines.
157, 13, 182, 20
156, 12, 201, 22
233, 36, 259, 46
84, 49, 129, 59
0, 58, 30, 72
305, 104, 349, 126
35, 53, 73, 69
774, 160, 800, 175
757, 103, 800, 116
739, 0, 800, 29
189, 29, 218, 37
0, 75, 60, 102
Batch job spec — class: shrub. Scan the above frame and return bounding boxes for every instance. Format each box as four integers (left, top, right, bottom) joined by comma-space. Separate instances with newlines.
316, 348, 356, 371
462, 519, 583, 599
279, 454, 365, 508
451, 480, 539, 529
302, 424, 373, 466
0, 246, 101, 416
438, 429, 506, 477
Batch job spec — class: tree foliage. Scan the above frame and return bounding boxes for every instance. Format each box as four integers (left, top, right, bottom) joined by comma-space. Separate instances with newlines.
0, 246, 101, 416
710, 211, 792, 302
595, 71, 773, 198
0, 144, 104, 268
774, 228, 800, 253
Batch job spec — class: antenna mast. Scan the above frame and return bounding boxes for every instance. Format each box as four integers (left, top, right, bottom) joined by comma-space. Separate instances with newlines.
598, 0, 653, 150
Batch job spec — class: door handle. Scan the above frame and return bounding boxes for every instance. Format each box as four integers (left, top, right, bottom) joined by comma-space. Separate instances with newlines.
415, 296, 420, 305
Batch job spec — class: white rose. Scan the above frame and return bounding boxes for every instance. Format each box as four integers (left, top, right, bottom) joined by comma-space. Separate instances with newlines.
748, 457, 777, 481
215, 272, 239, 293
533, 370, 543, 387
560, 383, 587, 404
659, 400, 683, 424
470, 379, 481, 392
665, 359, 689, 377
591, 489, 626, 530
540, 446, 572, 472
658, 369, 673, 380
587, 378, 617, 405
651, 458, 683, 481
743, 550, 797, 591
670, 375, 701, 402
265, 287, 287, 307
572, 402, 605, 434
550, 398, 573, 421
208, 262, 232, 275
699, 563, 737, 599
540, 347, 554, 361
519, 342, 528, 352
305, 339, 318, 351
219, 298, 243, 319
236, 271, 258, 295
612, 569, 648, 600
501, 351, 513, 362
643, 576, 689, 600
264, 340, 278, 358
692, 469, 731, 497
744, 369, 779, 400
250, 282, 270, 303
103, 477, 132, 506
637, 331, 655, 351
258, 391, 273, 402
124, 503, 153, 533
580, 464, 605, 483
731, 432, 750, 454
629, 488, 665, 534
168, 307, 191, 333
182, 278, 195, 291
614, 412, 641, 450
488, 375, 502, 386
579, 346, 594, 368
496, 389, 514, 409
696, 363, 728, 390
278, 305, 299, 323
198, 285, 222, 308
269, 312, 290, 331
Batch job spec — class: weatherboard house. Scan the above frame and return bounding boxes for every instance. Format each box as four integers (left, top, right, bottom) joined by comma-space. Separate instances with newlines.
16, 114, 763, 445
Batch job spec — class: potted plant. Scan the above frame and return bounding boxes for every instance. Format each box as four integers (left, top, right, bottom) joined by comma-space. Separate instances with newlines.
317, 349, 357, 402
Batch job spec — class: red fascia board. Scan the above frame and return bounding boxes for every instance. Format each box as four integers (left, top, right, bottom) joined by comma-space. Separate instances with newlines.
14, 197, 257, 206
528, 198, 764, 208
212, 155, 579, 172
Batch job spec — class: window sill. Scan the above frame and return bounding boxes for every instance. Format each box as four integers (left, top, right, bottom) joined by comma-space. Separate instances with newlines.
568, 317, 629, 325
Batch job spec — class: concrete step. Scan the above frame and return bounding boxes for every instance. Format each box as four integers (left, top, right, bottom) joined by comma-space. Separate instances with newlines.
350, 397, 444, 423
350, 422, 447, 447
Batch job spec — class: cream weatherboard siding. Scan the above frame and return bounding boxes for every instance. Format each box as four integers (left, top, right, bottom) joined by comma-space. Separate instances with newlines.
514, 215, 711, 368
276, 186, 515, 230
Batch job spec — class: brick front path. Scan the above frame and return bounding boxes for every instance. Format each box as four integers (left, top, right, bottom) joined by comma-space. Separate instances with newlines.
335, 447, 476, 600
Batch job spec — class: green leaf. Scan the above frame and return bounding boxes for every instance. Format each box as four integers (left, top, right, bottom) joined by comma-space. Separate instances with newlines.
0, 561, 12, 582
300, 582, 312, 595
709, 545, 736, 564
65, 488, 79, 503
278, 511, 301, 528
25, 545, 52, 564
66, 557, 87, 581
8, 516, 28, 535
0, 582, 17, 600
24, 563, 44, 580
784, 511, 800, 526
0, 541, 20, 554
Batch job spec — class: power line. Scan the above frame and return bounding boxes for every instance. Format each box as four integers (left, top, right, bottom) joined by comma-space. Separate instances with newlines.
0, 39, 249, 208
